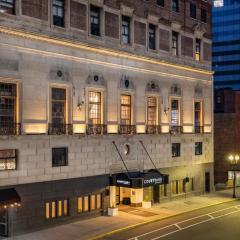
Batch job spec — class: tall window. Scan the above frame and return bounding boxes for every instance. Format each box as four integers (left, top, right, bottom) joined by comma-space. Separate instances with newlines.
172, 0, 179, 12
45, 199, 68, 219
120, 95, 131, 125
172, 143, 181, 157
149, 24, 156, 50
147, 97, 157, 126
90, 5, 100, 36
201, 8, 207, 23
122, 16, 130, 44
0, 83, 17, 134
195, 39, 201, 61
51, 88, 66, 125
52, 147, 68, 167
190, 3, 196, 19
194, 101, 202, 129
157, 0, 164, 7
53, 0, 64, 27
172, 31, 178, 56
195, 142, 203, 155
171, 99, 180, 126
0, 0, 15, 14
88, 92, 101, 125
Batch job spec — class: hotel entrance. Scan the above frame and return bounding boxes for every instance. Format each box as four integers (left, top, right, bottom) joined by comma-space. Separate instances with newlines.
110, 169, 169, 208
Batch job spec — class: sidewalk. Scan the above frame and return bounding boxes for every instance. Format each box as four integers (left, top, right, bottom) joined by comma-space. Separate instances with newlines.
7, 189, 240, 240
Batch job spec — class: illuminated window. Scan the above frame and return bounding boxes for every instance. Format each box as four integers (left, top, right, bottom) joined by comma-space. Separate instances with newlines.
0, 149, 17, 171
90, 5, 101, 36
178, 180, 184, 194
63, 199, 68, 216
84, 196, 89, 212
171, 99, 180, 126
194, 101, 202, 127
91, 195, 95, 211
45, 202, 50, 219
0, 83, 17, 135
171, 181, 178, 194
88, 92, 101, 124
195, 39, 201, 61
186, 178, 194, 192
58, 200, 62, 217
122, 16, 130, 44
0, 0, 15, 14
51, 88, 66, 125
51, 201, 56, 218
53, 0, 65, 27
147, 97, 157, 126
172, 31, 178, 56
96, 194, 101, 209
77, 197, 83, 213
149, 24, 156, 50
120, 95, 131, 125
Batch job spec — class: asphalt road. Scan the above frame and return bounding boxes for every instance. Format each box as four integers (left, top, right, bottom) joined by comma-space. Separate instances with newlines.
100, 200, 240, 240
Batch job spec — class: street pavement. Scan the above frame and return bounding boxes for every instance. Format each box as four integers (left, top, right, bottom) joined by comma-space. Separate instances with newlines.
5, 188, 240, 240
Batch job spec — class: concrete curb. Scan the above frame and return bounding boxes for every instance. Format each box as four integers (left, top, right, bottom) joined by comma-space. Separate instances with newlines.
90, 199, 238, 240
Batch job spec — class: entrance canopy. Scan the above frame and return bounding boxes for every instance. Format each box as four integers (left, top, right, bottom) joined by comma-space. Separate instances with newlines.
110, 169, 169, 189
0, 188, 21, 208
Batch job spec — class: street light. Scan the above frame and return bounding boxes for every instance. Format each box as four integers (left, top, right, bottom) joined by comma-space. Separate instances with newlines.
228, 154, 239, 198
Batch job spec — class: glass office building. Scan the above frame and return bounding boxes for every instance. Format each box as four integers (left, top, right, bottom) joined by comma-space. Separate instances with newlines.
212, 0, 240, 90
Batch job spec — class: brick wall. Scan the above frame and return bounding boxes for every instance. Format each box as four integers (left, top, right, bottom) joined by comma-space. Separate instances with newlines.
134, 21, 146, 46
105, 12, 119, 39
70, 1, 87, 31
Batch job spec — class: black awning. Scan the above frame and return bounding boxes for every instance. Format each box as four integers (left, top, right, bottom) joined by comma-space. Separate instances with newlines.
110, 170, 169, 188
0, 188, 21, 207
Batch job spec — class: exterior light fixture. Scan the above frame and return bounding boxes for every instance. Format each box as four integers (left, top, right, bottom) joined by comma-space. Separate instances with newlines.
228, 154, 240, 198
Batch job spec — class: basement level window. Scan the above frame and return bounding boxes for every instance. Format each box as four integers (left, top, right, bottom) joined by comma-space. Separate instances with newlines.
52, 147, 68, 167
0, 0, 15, 14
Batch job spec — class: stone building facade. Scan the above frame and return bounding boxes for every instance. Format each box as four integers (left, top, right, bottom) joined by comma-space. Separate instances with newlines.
0, 0, 213, 237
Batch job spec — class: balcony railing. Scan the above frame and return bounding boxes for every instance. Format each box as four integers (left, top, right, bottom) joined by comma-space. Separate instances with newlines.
194, 126, 204, 134
0, 123, 21, 136
48, 123, 73, 135
119, 125, 136, 134
86, 124, 107, 135
170, 125, 183, 134
146, 125, 161, 134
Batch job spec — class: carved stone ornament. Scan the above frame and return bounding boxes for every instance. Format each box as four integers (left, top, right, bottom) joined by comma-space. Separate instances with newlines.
120, 76, 134, 90
87, 72, 105, 87
147, 13, 159, 24
146, 81, 160, 93
170, 84, 181, 96
193, 23, 206, 38
0, 58, 18, 71
49, 68, 71, 82
120, 3, 134, 16
195, 85, 203, 97
171, 21, 182, 31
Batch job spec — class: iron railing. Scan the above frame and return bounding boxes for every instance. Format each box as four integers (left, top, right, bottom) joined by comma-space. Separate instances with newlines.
86, 124, 107, 135
0, 123, 21, 136
170, 125, 183, 134
119, 125, 136, 134
194, 126, 204, 134
146, 125, 161, 134
48, 123, 73, 135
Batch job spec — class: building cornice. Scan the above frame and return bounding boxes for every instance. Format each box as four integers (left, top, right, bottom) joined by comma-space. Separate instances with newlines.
0, 26, 213, 76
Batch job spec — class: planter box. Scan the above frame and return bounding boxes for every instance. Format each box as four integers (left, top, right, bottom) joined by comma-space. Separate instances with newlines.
108, 207, 118, 216
142, 201, 151, 209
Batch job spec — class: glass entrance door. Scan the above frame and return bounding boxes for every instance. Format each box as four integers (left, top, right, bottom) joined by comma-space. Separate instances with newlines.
0, 210, 8, 237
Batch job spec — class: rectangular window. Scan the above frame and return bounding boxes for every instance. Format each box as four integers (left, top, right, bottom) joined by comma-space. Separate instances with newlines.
149, 24, 156, 50
45, 199, 68, 220
172, 0, 179, 12
0, 0, 15, 14
147, 97, 157, 126
58, 200, 62, 217
90, 5, 101, 36
160, 184, 167, 197
186, 178, 194, 192
51, 201, 56, 218
171, 181, 178, 194
96, 194, 101, 209
52, 147, 68, 167
63, 199, 68, 216
88, 92, 101, 124
90, 195, 95, 211
0, 149, 17, 171
120, 95, 131, 125
195, 39, 201, 61
53, 0, 64, 27
45, 202, 50, 219
195, 142, 203, 155
172, 31, 178, 55
172, 143, 180, 157
201, 8, 207, 23
157, 0, 164, 7
178, 180, 184, 194
77, 197, 83, 213
84, 196, 89, 212
190, 3, 196, 19
122, 16, 130, 44
171, 99, 179, 126
51, 88, 66, 125
194, 101, 202, 129
0, 83, 17, 135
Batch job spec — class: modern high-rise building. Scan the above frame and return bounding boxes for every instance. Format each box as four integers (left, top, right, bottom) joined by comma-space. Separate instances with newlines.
212, 0, 240, 89
0, 0, 213, 237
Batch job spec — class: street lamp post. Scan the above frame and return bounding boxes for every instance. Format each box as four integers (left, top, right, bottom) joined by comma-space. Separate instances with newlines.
228, 154, 239, 198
